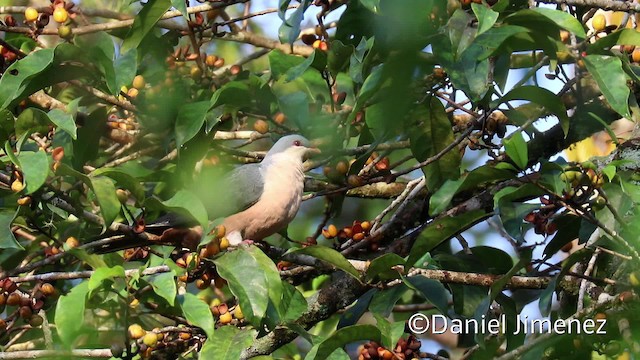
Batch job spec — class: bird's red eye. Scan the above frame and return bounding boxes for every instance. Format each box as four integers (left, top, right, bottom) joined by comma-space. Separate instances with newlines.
293, 140, 301, 146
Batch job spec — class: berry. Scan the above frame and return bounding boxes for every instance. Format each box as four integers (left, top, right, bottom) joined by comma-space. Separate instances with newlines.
65, 236, 79, 248
219, 236, 229, 250
25, 8, 39, 22
205, 55, 218, 67
274, 112, 287, 124
190, 66, 202, 80
17, 196, 31, 206
11, 180, 24, 193
132, 75, 146, 90
6, 293, 21, 306
53, 7, 68, 23
301, 34, 317, 46
253, 119, 269, 134
219, 311, 232, 324
213, 58, 225, 68
335, 161, 349, 175
41, 283, 55, 296
592, 14, 606, 32
143, 332, 158, 347
233, 305, 244, 320
229, 64, 242, 75
128, 324, 145, 339
632, 48, 640, 63
29, 314, 43, 327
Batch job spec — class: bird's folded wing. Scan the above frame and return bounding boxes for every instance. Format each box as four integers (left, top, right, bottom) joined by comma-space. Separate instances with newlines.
208, 163, 265, 219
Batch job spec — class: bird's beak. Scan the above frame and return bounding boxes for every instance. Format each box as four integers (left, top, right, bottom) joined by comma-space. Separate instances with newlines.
306, 147, 322, 156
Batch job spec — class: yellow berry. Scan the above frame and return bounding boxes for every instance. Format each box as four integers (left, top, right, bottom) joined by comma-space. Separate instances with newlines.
592, 14, 606, 32
25, 8, 39, 22
132, 75, 146, 90
142, 332, 158, 347
17, 196, 31, 206
11, 180, 24, 192
233, 305, 244, 320
215, 225, 226, 238
219, 236, 230, 250
53, 7, 68, 24
65, 236, 79, 248
219, 311, 233, 324
58, 25, 72, 39
253, 119, 269, 134
128, 324, 145, 339
630, 272, 640, 287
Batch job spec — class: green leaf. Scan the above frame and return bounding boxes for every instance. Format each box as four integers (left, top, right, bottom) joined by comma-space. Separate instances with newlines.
405, 276, 450, 314
175, 101, 210, 149
279, 281, 308, 322
338, 289, 376, 328
0, 210, 21, 249
532, 8, 586, 38
210, 81, 251, 109
15, 108, 50, 137
472, 4, 499, 36
538, 275, 558, 317
310, 325, 381, 360
287, 246, 361, 281
149, 271, 177, 306
55, 281, 89, 346
497, 85, 570, 134
278, 0, 312, 45
114, 49, 138, 93
285, 50, 327, 82
359, 0, 380, 13
161, 190, 208, 229
503, 132, 528, 169
583, 55, 631, 118
89, 176, 121, 227
0, 48, 55, 109
180, 292, 215, 338
89, 168, 145, 202
373, 314, 405, 350
409, 98, 462, 190
88, 265, 125, 295
407, 210, 488, 268
17, 150, 50, 194
48, 108, 77, 140
121, 0, 172, 53
269, 50, 306, 80
170, 0, 189, 21
200, 326, 255, 360
365, 253, 405, 282
369, 284, 407, 316
214, 246, 283, 328
588, 28, 640, 54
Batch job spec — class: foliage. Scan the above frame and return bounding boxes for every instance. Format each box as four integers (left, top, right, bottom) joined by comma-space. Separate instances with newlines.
0, 0, 640, 359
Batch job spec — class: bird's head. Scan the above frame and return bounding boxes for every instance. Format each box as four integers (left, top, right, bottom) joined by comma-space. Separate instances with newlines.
264, 135, 321, 161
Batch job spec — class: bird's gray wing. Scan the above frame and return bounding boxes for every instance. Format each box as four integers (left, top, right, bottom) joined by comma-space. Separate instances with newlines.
207, 163, 265, 219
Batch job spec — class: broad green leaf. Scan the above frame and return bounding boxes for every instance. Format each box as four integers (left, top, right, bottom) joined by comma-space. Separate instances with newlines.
278, 0, 312, 45
149, 271, 177, 306
175, 101, 210, 149
88, 265, 125, 295
90, 168, 145, 201
310, 325, 381, 360
409, 98, 462, 190
55, 281, 89, 346
170, 0, 189, 20
503, 132, 528, 169
429, 178, 465, 216
369, 284, 407, 316
279, 281, 308, 322
89, 176, 121, 227
583, 55, 631, 118
121, 0, 172, 53
472, 4, 499, 36
17, 150, 50, 194
497, 85, 570, 134
532, 8, 586, 38
407, 210, 488, 268
359, 0, 379, 13
210, 81, 251, 109
48, 108, 77, 140
287, 246, 361, 280
365, 253, 405, 282
338, 289, 376, 328
114, 49, 138, 93
373, 314, 406, 350
269, 50, 306, 80
180, 292, 215, 338
285, 49, 327, 82
15, 108, 50, 137
405, 276, 450, 314
0, 48, 55, 109
214, 246, 283, 328
588, 28, 640, 54
200, 326, 255, 360
0, 210, 21, 249
162, 190, 208, 229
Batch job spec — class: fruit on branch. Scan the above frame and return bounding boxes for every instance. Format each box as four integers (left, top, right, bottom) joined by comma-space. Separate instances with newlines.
53, 7, 68, 23
65, 236, 79, 248
273, 112, 287, 124
11, 180, 24, 193
17, 196, 31, 206
219, 311, 233, 324
128, 324, 145, 339
25, 8, 39, 22
205, 55, 218, 67
143, 332, 159, 347
229, 64, 242, 75
253, 119, 269, 134
132, 75, 146, 90
301, 34, 318, 46
592, 14, 606, 32
632, 48, 640, 63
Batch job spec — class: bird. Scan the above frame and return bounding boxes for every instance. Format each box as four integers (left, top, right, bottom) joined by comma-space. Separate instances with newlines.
95, 134, 320, 253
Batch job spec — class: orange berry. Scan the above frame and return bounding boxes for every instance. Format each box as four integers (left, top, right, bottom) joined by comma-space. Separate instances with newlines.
273, 112, 287, 124
253, 119, 269, 134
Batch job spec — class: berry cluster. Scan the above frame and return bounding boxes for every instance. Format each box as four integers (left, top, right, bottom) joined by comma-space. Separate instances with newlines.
23, 0, 75, 39
210, 299, 244, 326
126, 323, 198, 359
0, 280, 58, 334
357, 336, 425, 360
323, 220, 372, 243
